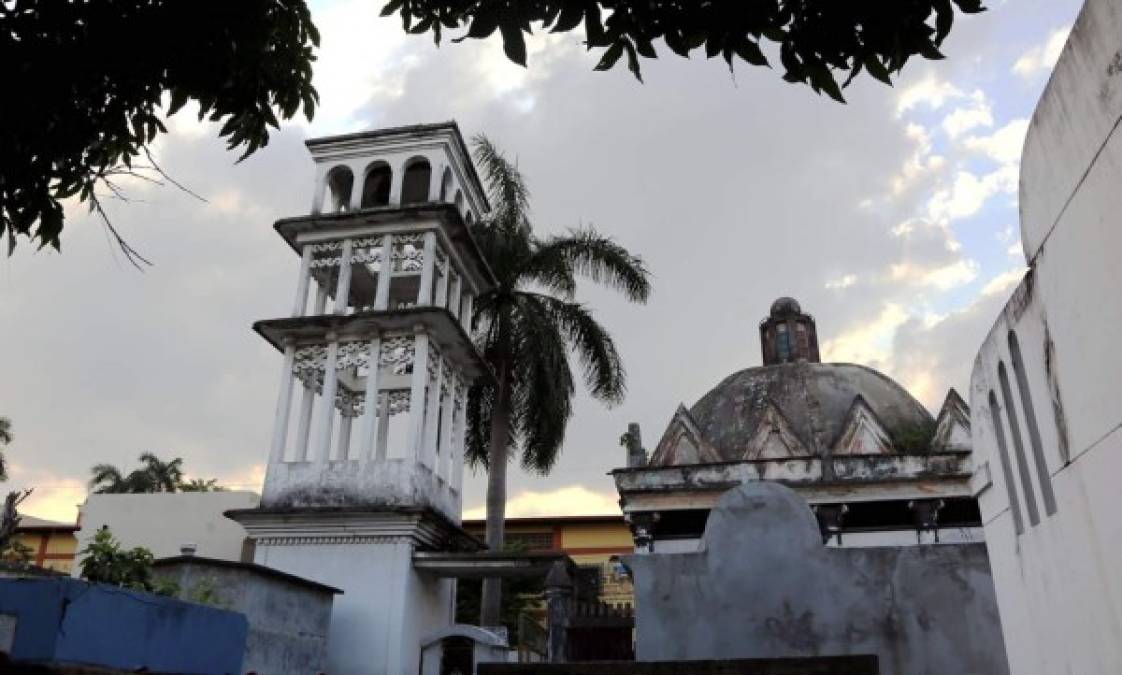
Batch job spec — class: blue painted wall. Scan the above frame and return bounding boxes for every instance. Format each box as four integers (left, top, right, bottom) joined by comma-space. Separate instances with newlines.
0, 577, 246, 674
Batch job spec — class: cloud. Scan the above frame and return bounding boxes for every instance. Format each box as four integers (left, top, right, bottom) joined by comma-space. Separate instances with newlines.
941, 91, 993, 139
1013, 26, 1071, 78
896, 75, 963, 115
462, 485, 621, 519
825, 274, 858, 290
964, 119, 1029, 166
821, 303, 910, 368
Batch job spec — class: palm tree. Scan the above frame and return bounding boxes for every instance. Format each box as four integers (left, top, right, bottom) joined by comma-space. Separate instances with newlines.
178, 478, 223, 492
467, 136, 651, 626
89, 453, 184, 494
0, 417, 11, 482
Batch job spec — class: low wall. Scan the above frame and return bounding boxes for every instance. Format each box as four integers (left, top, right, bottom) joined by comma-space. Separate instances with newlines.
0, 577, 247, 674
626, 483, 1008, 675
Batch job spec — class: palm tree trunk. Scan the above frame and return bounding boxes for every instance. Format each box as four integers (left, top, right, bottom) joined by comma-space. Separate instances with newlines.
480, 357, 512, 628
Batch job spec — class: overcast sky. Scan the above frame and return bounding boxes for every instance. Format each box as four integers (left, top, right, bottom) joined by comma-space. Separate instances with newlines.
1, 0, 1083, 522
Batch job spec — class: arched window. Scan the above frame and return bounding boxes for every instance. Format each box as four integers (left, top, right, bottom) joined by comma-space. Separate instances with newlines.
988, 391, 1024, 535
465, 211, 474, 225
439, 167, 454, 202
998, 361, 1040, 526
400, 157, 431, 205
453, 189, 464, 213
324, 166, 354, 213
361, 162, 392, 208
1008, 330, 1057, 516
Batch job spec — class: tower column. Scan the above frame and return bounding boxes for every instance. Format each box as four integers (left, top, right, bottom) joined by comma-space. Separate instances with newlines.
460, 293, 474, 331
407, 329, 431, 463
439, 373, 457, 482
292, 245, 313, 317
417, 232, 437, 306
451, 384, 467, 497
375, 233, 394, 310
269, 341, 297, 464
449, 273, 462, 318
337, 414, 353, 461
389, 160, 405, 206
360, 335, 383, 462
423, 355, 444, 471
334, 238, 354, 314
316, 338, 340, 464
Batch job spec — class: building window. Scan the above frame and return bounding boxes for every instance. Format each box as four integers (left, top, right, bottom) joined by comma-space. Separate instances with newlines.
361, 162, 392, 208
776, 324, 791, 362
507, 531, 554, 551
988, 391, 1024, 535
401, 157, 432, 205
998, 361, 1040, 526
1008, 330, 1057, 516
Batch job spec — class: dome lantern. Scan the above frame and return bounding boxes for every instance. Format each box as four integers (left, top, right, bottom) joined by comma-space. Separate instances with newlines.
760, 296, 820, 365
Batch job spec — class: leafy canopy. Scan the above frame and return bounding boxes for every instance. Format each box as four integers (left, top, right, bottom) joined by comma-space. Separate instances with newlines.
79, 526, 177, 595
383, 0, 985, 98
1, 0, 319, 259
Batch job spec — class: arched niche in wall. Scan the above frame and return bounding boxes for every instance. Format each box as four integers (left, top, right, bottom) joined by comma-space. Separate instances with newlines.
361, 162, 392, 208
453, 189, 464, 213
401, 156, 432, 205
324, 165, 354, 213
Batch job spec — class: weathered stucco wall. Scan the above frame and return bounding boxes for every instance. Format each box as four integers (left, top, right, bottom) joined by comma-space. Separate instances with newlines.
969, 1, 1122, 673
153, 558, 336, 675
626, 483, 1008, 675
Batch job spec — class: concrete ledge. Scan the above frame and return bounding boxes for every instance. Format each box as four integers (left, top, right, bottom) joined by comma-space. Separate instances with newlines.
478, 656, 879, 675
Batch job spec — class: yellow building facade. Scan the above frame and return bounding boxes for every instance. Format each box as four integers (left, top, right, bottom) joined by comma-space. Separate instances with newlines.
10, 515, 79, 573
463, 515, 635, 606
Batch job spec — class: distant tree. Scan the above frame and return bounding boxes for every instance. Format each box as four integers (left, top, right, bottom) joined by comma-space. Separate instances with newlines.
383, 0, 985, 100
78, 526, 177, 595
2, 1, 319, 261
0, 417, 11, 482
89, 452, 185, 494
466, 135, 650, 626
0, 490, 31, 563
178, 478, 225, 493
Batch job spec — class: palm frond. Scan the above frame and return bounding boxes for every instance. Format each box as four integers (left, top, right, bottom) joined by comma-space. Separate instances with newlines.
508, 293, 576, 474
530, 228, 651, 303
471, 134, 530, 232
528, 292, 627, 405
89, 464, 125, 492
0, 418, 12, 445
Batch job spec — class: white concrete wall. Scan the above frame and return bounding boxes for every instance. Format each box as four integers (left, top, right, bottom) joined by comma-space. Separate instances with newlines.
969, 1, 1122, 672
255, 539, 454, 675
74, 491, 260, 569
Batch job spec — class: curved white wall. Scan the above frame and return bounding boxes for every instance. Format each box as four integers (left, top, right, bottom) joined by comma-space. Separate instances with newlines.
970, 1, 1122, 672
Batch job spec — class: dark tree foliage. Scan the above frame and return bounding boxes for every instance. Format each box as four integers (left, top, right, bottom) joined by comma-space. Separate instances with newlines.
1, 1, 319, 260
383, 0, 984, 95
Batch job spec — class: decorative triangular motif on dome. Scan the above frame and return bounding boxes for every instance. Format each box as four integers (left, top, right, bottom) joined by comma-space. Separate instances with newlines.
932, 388, 971, 452
649, 404, 722, 467
742, 400, 810, 460
832, 395, 893, 455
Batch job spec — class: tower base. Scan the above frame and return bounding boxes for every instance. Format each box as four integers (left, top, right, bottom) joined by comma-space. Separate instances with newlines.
228, 507, 479, 675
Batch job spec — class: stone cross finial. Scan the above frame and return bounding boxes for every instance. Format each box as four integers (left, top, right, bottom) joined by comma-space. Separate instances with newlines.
620, 422, 647, 468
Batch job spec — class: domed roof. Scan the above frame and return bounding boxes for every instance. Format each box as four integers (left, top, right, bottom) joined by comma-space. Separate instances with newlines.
769, 297, 802, 317
657, 362, 935, 464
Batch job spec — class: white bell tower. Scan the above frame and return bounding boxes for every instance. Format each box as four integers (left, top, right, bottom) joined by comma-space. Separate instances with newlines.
230, 122, 494, 675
